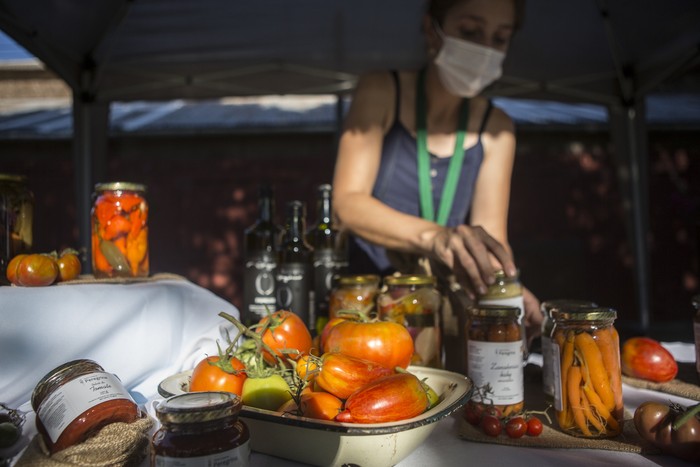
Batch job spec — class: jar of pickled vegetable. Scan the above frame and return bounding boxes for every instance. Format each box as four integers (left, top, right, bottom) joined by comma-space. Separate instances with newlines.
465, 305, 524, 416
31, 359, 141, 454
378, 275, 442, 368
91, 182, 148, 278
152, 392, 250, 466
328, 274, 380, 319
0, 174, 33, 284
551, 307, 623, 438
540, 299, 597, 404
478, 270, 526, 360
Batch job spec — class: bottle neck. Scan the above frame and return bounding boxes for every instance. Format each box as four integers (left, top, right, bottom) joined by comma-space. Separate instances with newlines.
259, 196, 273, 223
317, 193, 332, 225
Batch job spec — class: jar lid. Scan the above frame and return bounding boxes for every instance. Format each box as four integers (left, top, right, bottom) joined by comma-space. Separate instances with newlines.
541, 299, 598, 318
337, 274, 380, 286
156, 392, 242, 425
553, 307, 617, 322
94, 182, 147, 193
32, 359, 104, 411
383, 275, 436, 286
469, 305, 520, 318
0, 173, 27, 183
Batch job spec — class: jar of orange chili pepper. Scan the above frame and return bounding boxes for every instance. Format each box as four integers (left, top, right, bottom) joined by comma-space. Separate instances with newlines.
551, 307, 623, 438
91, 182, 148, 278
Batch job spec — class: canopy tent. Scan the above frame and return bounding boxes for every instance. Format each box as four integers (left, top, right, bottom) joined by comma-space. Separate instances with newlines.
1, 0, 700, 332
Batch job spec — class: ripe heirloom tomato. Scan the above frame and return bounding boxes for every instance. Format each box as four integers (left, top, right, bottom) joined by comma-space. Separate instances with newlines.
324, 320, 414, 369
315, 352, 394, 400
299, 392, 343, 421
56, 250, 81, 282
319, 317, 347, 353
16, 254, 59, 287
5, 254, 26, 285
258, 310, 312, 365
189, 356, 247, 396
621, 337, 678, 383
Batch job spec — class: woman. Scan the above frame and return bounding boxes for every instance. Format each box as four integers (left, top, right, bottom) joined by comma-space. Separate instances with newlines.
332, 0, 541, 348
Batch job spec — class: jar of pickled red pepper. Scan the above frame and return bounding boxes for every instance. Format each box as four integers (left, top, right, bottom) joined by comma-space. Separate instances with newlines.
31, 359, 141, 454
478, 270, 527, 360
540, 299, 597, 404
152, 392, 250, 466
377, 275, 442, 368
328, 274, 380, 319
91, 182, 148, 278
551, 307, 623, 438
0, 174, 33, 284
465, 305, 524, 416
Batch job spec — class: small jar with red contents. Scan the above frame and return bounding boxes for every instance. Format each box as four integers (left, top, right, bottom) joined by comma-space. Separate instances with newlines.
31, 359, 141, 454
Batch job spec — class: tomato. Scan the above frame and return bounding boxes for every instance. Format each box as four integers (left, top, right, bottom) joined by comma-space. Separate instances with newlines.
634, 401, 700, 463
295, 354, 319, 381
621, 337, 678, 383
463, 400, 483, 425
299, 392, 343, 421
505, 417, 528, 438
277, 398, 300, 415
335, 372, 428, 424
315, 352, 394, 400
422, 381, 440, 410
324, 320, 414, 369
527, 417, 543, 436
480, 415, 503, 437
5, 254, 26, 285
258, 310, 312, 365
16, 254, 58, 286
241, 375, 292, 411
56, 250, 81, 282
189, 356, 247, 396
320, 316, 347, 352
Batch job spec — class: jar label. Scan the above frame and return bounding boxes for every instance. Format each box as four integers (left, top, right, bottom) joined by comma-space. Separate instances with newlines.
467, 340, 523, 405
37, 371, 135, 443
479, 296, 525, 322
552, 341, 563, 411
541, 335, 554, 398
154, 443, 251, 466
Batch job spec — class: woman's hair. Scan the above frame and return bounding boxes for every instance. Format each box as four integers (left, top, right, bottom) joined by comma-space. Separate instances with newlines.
428, 0, 526, 31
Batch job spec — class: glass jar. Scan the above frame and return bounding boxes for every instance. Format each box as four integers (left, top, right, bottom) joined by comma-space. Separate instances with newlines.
465, 305, 524, 416
0, 174, 34, 284
152, 392, 250, 466
693, 295, 700, 382
551, 307, 623, 438
378, 275, 442, 368
540, 299, 598, 404
478, 270, 527, 360
91, 182, 148, 278
328, 274, 380, 319
31, 359, 141, 454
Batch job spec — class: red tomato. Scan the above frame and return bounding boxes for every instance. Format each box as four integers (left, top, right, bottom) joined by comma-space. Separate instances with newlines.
189, 356, 247, 396
315, 352, 394, 400
505, 417, 528, 438
527, 417, 544, 436
480, 415, 503, 437
319, 316, 347, 352
16, 254, 58, 287
621, 337, 678, 383
324, 320, 414, 369
299, 392, 343, 421
6, 254, 26, 285
57, 251, 81, 282
463, 400, 483, 426
258, 310, 312, 365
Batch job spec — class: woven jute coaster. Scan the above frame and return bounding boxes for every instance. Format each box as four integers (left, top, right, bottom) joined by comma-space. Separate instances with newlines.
622, 361, 700, 401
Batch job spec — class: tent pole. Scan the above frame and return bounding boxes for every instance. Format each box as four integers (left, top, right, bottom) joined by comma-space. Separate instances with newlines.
72, 94, 109, 273
609, 101, 651, 334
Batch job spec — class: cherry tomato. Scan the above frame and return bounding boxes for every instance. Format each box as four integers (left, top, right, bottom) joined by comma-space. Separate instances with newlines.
463, 400, 483, 426
258, 310, 312, 365
16, 254, 58, 286
5, 254, 26, 285
295, 354, 319, 381
189, 356, 247, 396
324, 320, 414, 369
527, 416, 544, 436
299, 391, 343, 421
56, 251, 81, 282
480, 415, 503, 437
505, 416, 528, 438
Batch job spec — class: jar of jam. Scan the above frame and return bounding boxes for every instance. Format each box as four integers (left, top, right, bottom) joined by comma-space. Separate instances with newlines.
465, 305, 524, 416
551, 307, 623, 438
540, 299, 597, 404
31, 359, 141, 454
478, 270, 527, 360
328, 274, 380, 319
152, 392, 250, 466
0, 174, 34, 284
692, 295, 700, 382
91, 182, 148, 278
378, 275, 442, 368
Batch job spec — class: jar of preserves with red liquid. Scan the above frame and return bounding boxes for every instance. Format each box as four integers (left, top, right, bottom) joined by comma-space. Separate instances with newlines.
31, 359, 141, 454
328, 274, 380, 319
152, 392, 250, 466
91, 182, 148, 278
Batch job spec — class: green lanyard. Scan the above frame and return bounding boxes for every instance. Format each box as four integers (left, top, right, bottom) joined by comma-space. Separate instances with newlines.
416, 68, 469, 226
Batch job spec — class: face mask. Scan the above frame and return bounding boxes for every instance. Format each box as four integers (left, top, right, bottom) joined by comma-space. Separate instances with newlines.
433, 26, 506, 97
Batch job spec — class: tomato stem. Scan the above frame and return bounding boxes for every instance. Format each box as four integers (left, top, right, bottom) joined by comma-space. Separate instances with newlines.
672, 401, 700, 431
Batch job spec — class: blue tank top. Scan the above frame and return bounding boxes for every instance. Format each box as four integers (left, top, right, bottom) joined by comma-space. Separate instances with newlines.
349, 72, 492, 275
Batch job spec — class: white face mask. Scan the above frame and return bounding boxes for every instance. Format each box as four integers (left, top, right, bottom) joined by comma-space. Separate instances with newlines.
433, 26, 506, 98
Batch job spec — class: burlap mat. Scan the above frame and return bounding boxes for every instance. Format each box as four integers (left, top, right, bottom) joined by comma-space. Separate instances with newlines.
55, 272, 187, 286
622, 362, 700, 401
15, 416, 154, 466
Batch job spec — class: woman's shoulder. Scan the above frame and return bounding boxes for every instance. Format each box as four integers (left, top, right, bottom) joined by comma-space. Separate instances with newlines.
480, 97, 515, 134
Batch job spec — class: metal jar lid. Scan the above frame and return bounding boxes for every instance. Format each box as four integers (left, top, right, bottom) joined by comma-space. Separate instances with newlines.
31, 359, 105, 411
337, 274, 380, 286
553, 307, 617, 322
383, 274, 436, 287
156, 392, 242, 425
0, 174, 28, 183
94, 182, 147, 193
541, 299, 598, 319
469, 305, 521, 319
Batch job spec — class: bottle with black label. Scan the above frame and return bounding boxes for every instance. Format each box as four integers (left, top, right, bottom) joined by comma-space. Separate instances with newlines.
242, 184, 281, 326
276, 200, 314, 330
306, 184, 348, 334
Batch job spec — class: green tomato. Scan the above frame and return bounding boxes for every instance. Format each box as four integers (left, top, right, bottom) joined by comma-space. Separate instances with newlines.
0, 422, 20, 448
241, 375, 292, 411
422, 382, 440, 410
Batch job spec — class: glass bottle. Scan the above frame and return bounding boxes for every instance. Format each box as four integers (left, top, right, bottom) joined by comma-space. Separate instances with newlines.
276, 200, 314, 330
478, 270, 526, 360
693, 295, 700, 382
0, 174, 34, 284
243, 184, 282, 326
91, 182, 148, 278
551, 307, 623, 438
306, 184, 348, 334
